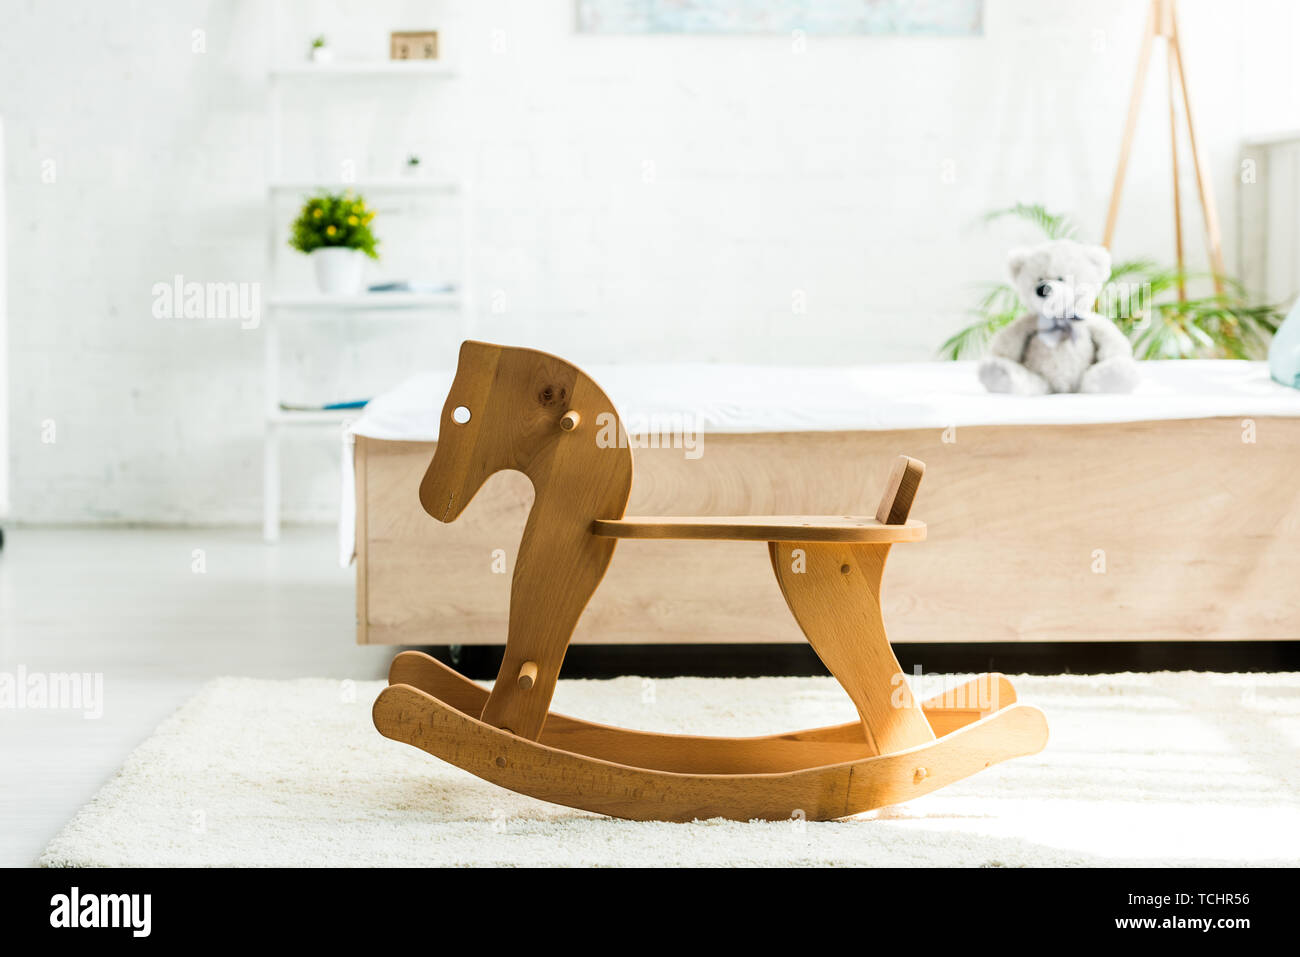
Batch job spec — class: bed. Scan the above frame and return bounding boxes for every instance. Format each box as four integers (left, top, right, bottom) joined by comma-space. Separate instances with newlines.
344, 359, 1300, 646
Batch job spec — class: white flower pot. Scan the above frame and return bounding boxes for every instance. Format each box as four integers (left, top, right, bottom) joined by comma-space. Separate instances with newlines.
310, 46, 334, 64
311, 247, 365, 295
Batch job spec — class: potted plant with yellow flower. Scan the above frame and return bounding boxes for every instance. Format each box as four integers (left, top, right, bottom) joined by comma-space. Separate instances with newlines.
288, 191, 379, 295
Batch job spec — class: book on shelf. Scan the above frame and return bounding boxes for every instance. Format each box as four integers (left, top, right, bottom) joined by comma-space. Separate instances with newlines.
278, 399, 370, 412
366, 280, 456, 294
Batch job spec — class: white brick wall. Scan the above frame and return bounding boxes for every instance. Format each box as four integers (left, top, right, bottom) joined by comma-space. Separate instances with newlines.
3, 0, 1298, 524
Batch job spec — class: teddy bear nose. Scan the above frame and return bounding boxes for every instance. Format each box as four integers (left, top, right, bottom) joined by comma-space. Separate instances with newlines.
1035, 282, 1053, 298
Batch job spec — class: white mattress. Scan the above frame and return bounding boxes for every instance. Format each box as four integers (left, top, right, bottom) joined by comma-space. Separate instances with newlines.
339, 359, 1299, 564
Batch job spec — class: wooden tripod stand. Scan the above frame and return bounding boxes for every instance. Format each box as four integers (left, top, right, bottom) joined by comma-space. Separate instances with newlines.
1103, 0, 1224, 300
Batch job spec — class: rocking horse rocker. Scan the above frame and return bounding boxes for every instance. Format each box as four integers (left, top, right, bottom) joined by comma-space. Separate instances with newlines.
373, 341, 1049, 821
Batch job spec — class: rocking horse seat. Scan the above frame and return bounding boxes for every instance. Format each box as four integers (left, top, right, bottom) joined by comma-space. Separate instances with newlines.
592, 515, 926, 543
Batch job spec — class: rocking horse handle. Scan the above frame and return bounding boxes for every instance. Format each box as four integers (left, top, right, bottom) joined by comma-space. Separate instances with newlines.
875, 456, 925, 526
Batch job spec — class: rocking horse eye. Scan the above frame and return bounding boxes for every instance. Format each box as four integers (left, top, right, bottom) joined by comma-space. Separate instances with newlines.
451, 406, 472, 425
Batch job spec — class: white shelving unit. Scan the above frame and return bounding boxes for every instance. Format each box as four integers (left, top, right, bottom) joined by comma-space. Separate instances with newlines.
263, 40, 470, 542
270, 291, 461, 310
270, 62, 458, 78
269, 178, 460, 194
0, 116, 8, 547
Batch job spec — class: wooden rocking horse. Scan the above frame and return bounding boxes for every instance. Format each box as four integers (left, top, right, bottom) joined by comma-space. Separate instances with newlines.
373, 341, 1048, 821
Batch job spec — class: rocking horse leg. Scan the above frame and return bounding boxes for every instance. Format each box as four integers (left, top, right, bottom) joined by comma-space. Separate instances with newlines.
770, 541, 936, 755
473, 377, 634, 742
478, 472, 625, 740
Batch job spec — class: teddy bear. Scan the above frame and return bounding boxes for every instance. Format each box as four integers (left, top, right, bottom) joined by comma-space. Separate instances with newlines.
978, 239, 1140, 395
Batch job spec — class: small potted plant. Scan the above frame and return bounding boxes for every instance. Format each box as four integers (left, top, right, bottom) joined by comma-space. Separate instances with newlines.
288, 191, 379, 295
309, 35, 333, 64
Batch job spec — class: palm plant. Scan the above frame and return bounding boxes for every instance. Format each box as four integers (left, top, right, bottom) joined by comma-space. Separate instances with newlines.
939, 203, 1283, 360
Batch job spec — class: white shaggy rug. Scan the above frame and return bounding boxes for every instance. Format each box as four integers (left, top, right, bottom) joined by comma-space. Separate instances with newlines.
40, 672, 1300, 867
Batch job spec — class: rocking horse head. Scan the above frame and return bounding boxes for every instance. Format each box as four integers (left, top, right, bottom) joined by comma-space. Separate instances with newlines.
420, 340, 634, 524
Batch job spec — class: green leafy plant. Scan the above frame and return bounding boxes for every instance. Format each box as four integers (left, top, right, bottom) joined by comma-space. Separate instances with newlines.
288, 191, 379, 260
311, 35, 327, 50
940, 203, 1283, 360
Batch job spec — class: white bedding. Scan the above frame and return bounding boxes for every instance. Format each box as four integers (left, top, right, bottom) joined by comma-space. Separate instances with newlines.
339, 359, 1300, 564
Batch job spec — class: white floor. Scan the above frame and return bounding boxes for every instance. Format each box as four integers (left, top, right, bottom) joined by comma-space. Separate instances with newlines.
0, 526, 392, 867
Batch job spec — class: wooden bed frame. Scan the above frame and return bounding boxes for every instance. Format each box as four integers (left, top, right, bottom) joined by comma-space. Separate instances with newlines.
354, 416, 1300, 646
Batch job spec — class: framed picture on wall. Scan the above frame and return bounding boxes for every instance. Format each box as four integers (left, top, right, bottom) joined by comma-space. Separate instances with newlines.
575, 0, 984, 35
390, 30, 438, 60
